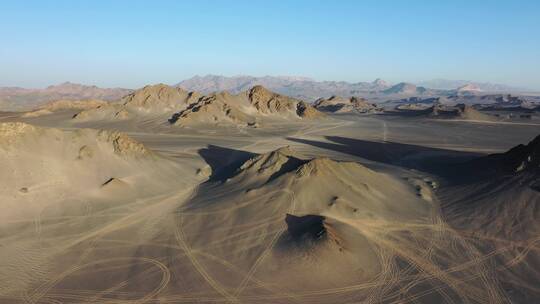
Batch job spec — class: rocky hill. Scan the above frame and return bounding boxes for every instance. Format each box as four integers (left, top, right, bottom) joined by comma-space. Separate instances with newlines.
169, 85, 323, 127
313, 96, 382, 113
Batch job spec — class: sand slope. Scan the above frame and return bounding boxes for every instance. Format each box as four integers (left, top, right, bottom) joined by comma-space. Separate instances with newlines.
0, 122, 202, 298
442, 134, 540, 238
21, 99, 108, 118
437, 135, 540, 302
0, 122, 197, 221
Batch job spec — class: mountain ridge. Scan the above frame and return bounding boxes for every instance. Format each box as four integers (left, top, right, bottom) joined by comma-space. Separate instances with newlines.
177, 75, 531, 101
0, 82, 132, 111
2, 76, 532, 111
417, 78, 527, 92
176, 75, 393, 101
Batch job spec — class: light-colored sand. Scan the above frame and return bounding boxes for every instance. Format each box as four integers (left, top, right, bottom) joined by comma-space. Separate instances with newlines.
0, 109, 539, 303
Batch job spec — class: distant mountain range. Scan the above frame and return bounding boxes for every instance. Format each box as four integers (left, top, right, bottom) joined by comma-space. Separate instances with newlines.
0, 82, 132, 111
177, 75, 528, 101
415, 79, 525, 92
0, 76, 532, 111
176, 75, 394, 101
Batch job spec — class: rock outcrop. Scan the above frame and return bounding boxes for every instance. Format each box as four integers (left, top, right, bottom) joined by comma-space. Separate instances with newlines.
169, 86, 323, 127
314, 96, 381, 113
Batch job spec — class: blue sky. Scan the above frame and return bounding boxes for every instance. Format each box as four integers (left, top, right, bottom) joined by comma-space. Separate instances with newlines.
1, 0, 539, 89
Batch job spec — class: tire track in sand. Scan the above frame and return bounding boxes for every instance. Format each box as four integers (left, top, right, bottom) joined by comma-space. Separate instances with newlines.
232, 188, 296, 298
174, 209, 239, 303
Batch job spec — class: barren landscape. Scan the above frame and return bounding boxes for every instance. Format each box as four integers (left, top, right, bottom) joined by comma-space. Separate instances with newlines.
2, 1, 539, 303
1, 82, 539, 303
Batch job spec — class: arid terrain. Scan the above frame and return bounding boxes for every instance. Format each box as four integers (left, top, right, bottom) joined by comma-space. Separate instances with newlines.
1, 84, 539, 304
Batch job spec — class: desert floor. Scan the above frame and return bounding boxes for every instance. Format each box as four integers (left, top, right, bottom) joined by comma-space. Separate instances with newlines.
1, 111, 539, 303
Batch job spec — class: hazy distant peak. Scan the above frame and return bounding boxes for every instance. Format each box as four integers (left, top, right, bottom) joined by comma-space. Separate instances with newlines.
372, 78, 390, 86
177, 75, 396, 101
383, 82, 427, 95
46, 82, 86, 90
0, 82, 132, 111
456, 84, 482, 92
43, 82, 126, 93
417, 79, 525, 92
271, 75, 314, 82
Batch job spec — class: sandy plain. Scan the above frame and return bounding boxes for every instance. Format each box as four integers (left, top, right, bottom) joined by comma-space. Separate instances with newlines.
0, 107, 539, 304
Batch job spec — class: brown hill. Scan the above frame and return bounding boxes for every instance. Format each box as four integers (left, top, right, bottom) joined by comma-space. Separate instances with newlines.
179, 146, 503, 301
72, 84, 196, 121
0, 122, 197, 219
395, 103, 496, 121
71, 84, 323, 126
313, 96, 381, 113
169, 85, 323, 127
0, 122, 150, 158
431, 104, 493, 120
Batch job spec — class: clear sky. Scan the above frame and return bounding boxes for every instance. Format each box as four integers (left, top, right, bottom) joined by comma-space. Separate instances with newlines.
1, 0, 539, 89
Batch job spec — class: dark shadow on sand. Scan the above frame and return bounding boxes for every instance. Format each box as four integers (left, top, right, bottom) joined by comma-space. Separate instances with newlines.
197, 145, 256, 182
378, 109, 432, 118
287, 136, 484, 177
